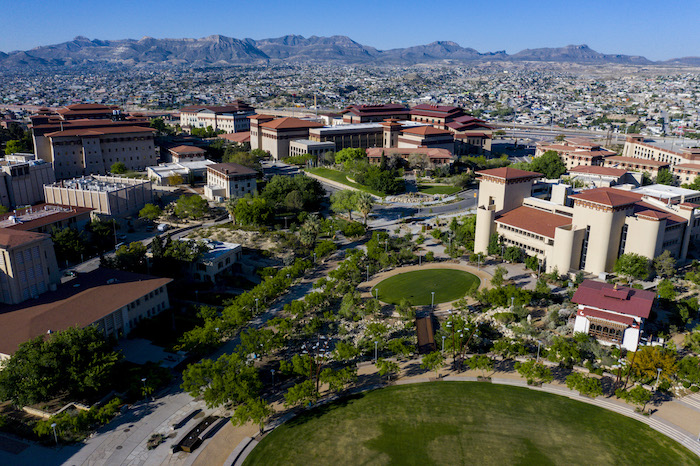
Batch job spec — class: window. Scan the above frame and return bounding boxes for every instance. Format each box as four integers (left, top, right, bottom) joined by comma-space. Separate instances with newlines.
579, 226, 591, 270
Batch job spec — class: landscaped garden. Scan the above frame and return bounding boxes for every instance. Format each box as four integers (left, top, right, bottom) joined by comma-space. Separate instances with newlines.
245, 382, 698, 465
417, 184, 462, 195
372, 268, 480, 305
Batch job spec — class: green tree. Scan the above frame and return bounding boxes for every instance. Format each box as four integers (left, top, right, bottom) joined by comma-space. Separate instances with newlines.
223, 150, 262, 171
684, 326, 700, 353
487, 233, 501, 256
376, 358, 400, 380
231, 397, 273, 435
548, 336, 581, 368
335, 147, 366, 165
110, 162, 127, 174
421, 351, 445, 378
51, 227, 86, 264
655, 168, 675, 185
103, 241, 147, 273
616, 385, 652, 412
320, 366, 357, 392
653, 250, 676, 278
491, 265, 507, 287
331, 190, 358, 221
284, 379, 317, 407
174, 195, 209, 219
139, 203, 162, 222
4, 139, 29, 155
299, 214, 322, 247
566, 372, 603, 398
262, 175, 324, 212
614, 253, 650, 281
515, 360, 553, 385
334, 341, 359, 361
530, 150, 566, 179
233, 197, 274, 226
181, 352, 261, 408
355, 192, 374, 226
657, 279, 676, 300
0, 326, 121, 406
467, 355, 494, 377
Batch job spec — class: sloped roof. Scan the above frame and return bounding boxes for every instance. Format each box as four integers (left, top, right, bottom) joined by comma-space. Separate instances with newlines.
45, 126, 155, 138
208, 162, 258, 176
572, 280, 654, 319
401, 126, 452, 136
476, 167, 542, 180
495, 206, 572, 238
218, 132, 251, 143
168, 145, 205, 155
581, 307, 635, 326
569, 187, 642, 207
259, 117, 324, 130
569, 166, 628, 177
606, 156, 669, 167
0, 229, 49, 249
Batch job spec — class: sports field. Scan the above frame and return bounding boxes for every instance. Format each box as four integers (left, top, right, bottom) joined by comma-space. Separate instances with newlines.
372, 268, 479, 305
244, 382, 698, 465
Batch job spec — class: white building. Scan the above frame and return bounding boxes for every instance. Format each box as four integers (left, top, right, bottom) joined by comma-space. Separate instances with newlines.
204, 163, 258, 201
181, 239, 242, 283
147, 160, 215, 186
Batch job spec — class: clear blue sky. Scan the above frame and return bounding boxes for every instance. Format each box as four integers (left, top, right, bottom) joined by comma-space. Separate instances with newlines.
1, 0, 699, 60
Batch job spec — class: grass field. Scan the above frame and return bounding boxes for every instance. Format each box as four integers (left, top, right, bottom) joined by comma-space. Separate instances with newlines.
304, 168, 384, 196
245, 382, 698, 465
417, 184, 461, 195
372, 268, 479, 305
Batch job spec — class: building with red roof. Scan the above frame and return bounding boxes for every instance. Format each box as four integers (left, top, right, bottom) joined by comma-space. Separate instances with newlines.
572, 279, 655, 350
180, 100, 255, 134
535, 137, 616, 170
340, 104, 410, 124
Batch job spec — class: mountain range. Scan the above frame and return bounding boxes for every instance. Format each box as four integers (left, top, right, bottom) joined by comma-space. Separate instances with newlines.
0, 35, 696, 68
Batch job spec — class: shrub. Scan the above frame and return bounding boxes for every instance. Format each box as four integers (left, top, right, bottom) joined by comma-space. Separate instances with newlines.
342, 221, 366, 237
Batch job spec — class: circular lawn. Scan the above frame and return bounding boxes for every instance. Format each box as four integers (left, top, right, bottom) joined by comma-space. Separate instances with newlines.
244, 382, 697, 465
372, 268, 479, 305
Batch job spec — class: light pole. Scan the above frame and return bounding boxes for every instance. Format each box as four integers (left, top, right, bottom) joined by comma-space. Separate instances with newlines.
511, 296, 515, 309
374, 341, 379, 362
419, 254, 422, 266
255, 298, 259, 314
375, 288, 379, 300
442, 335, 446, 353
271, 369, 275, 387
141, 377, 147, 402
384, 240, 388, 253
431, 291, 435, 309
536, 340, 542, 363
656, 367, 662, 389
51, 422, 58, 445
313, 252, 316, 263
366, 264, 370, 282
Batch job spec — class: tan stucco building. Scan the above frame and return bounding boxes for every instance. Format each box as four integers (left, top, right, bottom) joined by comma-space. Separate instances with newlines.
0, 229, 60, 304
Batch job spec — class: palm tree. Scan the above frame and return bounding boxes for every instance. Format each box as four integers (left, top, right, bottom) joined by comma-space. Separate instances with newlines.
356, 192, 374, 226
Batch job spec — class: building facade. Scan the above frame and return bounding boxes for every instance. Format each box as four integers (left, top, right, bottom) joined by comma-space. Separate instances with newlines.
44, 175, 153, 216
0, 229, 60, 304
203, 163, 257, 201
340, 104, 410, 123
0, 157, 55, 209
179, 101, 256, 133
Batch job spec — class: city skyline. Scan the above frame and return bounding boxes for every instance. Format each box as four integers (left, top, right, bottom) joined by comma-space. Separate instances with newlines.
1, 0, 700, 61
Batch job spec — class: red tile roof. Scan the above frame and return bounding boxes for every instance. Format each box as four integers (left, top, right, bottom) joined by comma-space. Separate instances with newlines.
605, 156, 669, 168
0, 268, 172, 356
476, 167, 542, 180
168, 145, 205, 155
208, 162, 258, 176
633, 201, 686, 224
259, 117, 324, 130
580, 307, 636, 326
218, 132, 251, 143
401, 126, 452, 136
0, 205, 93, 232
569, 166, 628, 177
0, 229, 49, 249
569, 187, 642, 208
572, 280, 654, 319
341, 104, 409, 116
673, 163, 700, 172
495, 206, 571, 238
45, 125, 155, 138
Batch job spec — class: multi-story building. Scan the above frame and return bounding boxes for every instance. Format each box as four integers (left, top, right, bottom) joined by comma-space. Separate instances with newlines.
0, 156, 55, 209
253, 117, 324, 160
289, 139, 335, 158
572, 279, 654, 351
44, 175, 153, 217
0, 268, 172, 359
535, 138, 617, 170
0, 229, 60, 304
179, 101, 256, 133
474, 167, 700, 276
447, 115, 493, 155
409, 104, 467, 129
203, 163, 257, 201
340, 104, 410, 124
179, 239, 242, 283
366, 148, 453, 168
308, 123, 385, 152
397, 126, 455, 151
167, 145, 206, 163
622, 135, 700, 168
0, 204, 93, 235
603, 156, 670, 179
147, 159, 215, 186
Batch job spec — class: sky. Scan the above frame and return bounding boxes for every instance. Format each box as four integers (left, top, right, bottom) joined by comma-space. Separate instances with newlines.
1, 0, 699, 61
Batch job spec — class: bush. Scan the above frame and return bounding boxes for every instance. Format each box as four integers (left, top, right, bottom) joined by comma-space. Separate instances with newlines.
342, 221, 366, 237
314, 240, 337, 259
692, 385, 700, 393
425, 251, 435, 262
493, 312, 516, 324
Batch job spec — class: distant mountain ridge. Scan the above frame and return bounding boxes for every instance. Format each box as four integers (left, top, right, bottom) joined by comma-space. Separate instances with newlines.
0, 34, 695, 68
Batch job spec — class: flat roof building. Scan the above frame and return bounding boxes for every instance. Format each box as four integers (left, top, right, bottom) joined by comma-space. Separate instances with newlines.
167, 145, 206, 163
204, 163, 257, 201
0, 204, 93, 234
289, 139, 335, 158
44, 175, 153, 217
180, 101, 256, 134
0, 156, 55, 210
340, 104, 410, 124
147, 159, 215, 186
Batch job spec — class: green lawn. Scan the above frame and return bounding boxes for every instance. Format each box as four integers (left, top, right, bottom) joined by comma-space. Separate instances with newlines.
417, 184, 462, 195
373, 268, 479, 305
304, 167, 384, 197
245, 382, 698, 465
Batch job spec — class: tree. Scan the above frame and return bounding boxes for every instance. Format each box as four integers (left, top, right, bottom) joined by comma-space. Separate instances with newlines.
104, 241, 147, 273
334, 341, 359, 361
355, 192, 374, 226
174, 195, 209, 219
616, 385, 652, 412
515, 361, 553, 385
320, 366, 357, 392
0, 326, 121, 406
284, 379, 317, 407
421, 351, 445, 378
110, 162, 127, 174
376, 358, 400, 380
181, 352, 261, 408
51, 227, 86, 264
566, 372, 603, 398
491, 265, 507, 287
530, 150, 566, 179
139, 203, 162, 222
331, 190, 358, 221
231, 397, 273, 435
614, 253, 650, 281
4, 140, 26, 155
487, 233, 501, 256
655, 168, 675, 186
467, 355, 494, 377
547, 336, 581, 368
554, 134, 566, 142
223, 150, 262, 170
657, 279, 676, 300
299, 214, 322, 247
233, 197, 274, 226
653, 250, 676, 278
628, 345, 677, 383
335, 147, 366, 165
262, 175, 324, 212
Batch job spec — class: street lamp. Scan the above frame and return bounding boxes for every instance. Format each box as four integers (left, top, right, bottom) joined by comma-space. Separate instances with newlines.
431, 291, 435, 309
313, 252, 316, 263
141, 377, 148, 402
536, 340, 542, 363
374, 341, 379, 362
366, 264, 370, 282
375, 288, 379, 300
271, 369, 275, 387
51, 422, 58, 445
511, 296, 515, 309
255, 298, 259, 314
442, 335, 446, 353
656, 367, 663, 389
